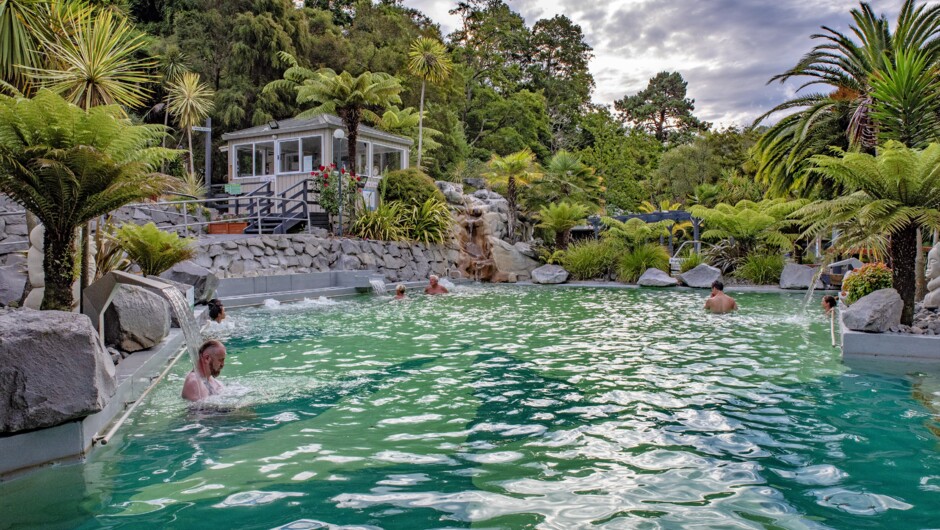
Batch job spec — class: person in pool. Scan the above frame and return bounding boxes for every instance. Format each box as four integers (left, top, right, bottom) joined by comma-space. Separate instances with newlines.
424, 274, 449, 295
394, 284, 407, 300
704, 280, 737, 314
822, 295, 837, 315
182, 340, 226, 401
207, 299, 225, 323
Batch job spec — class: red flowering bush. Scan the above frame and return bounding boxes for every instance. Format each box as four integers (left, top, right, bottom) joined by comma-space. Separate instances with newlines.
309, 163, 362, 216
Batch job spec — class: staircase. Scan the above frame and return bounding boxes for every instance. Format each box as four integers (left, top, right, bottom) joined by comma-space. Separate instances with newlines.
231, 179, 330, 235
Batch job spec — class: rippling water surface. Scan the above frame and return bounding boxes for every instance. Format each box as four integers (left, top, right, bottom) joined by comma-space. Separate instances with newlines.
4, 285, 940, 529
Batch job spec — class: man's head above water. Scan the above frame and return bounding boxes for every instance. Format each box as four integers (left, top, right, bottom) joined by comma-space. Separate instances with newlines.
198, 340, 226, 378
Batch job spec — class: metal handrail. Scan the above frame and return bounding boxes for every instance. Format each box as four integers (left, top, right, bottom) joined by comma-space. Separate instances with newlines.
124, 195, 312, 235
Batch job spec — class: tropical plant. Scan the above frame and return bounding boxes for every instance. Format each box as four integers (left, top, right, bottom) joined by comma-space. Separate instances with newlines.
484, 148, 541, 242
618, 243, 670, 283
407, 37, 452, 168
0, 91, 177, 310
843, 262, 894, 304
680, 251, 705, 273
601, 216, 665, 250
381, 168, 445, 205
735, 253, 785, 285
561, 239, 621, 280
265, 54, 403, 177
171, 171, 207, 200
116, 222, 195, 277
93, 216, 131, 281
537, 201, 589, 250
639, 198, 693, 241
754, 0, 940, 196
793, 141, 940, 324
525, 150, 601, 211
374, 105, 443, 163
704, 240, 748, 274
402, 198, 453, 245
28, 9, 156, 110
687, 183, 721, 208
166, 72, 214, 175
351, 201, 406, 241
690, 199, 806, 255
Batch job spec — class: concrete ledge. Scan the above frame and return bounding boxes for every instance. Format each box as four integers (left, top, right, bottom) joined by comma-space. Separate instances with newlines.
840, 313, 940, 361
217, 271, 383, 307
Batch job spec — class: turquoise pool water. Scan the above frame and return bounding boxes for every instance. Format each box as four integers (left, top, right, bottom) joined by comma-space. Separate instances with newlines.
3, 286, 940, 529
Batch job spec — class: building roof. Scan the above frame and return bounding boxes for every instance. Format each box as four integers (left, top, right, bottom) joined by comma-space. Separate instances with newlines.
220, 114, 413, 145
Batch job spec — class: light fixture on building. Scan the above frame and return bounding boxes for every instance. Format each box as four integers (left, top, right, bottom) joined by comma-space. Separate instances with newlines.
268, 120, 279, 130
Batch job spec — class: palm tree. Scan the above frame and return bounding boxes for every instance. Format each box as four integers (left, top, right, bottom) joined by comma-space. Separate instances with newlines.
537, 201, 589, 250
0, 90, 177, 310
265, 53, 403, 178
484, 149, 541, 242
167, 72, 215, 175
28, 9, 155, 110
526, 150, 600, 211
407, 37, 452, 169
794, 141, 940, 325
754, 0, 940, 196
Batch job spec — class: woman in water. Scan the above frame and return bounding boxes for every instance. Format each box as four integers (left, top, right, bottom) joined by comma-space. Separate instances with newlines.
821, 295, 837, 315
394, 284, 407, 300
207, 299, 226, 323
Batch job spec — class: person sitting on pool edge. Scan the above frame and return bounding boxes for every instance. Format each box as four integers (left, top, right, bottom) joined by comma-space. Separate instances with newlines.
207, 299, 226, 323
822, 295, 837, 315
182, 340, 226, 401
394, 284, 407, 300
424, 274, 449, 295
705, 280, 737, 314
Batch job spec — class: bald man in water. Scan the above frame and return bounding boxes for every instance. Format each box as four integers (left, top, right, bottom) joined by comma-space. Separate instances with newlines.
182, 340, 226, 401
704, 280, 737, 314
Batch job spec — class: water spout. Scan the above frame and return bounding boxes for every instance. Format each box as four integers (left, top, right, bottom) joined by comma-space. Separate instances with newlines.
369, 278, 387, 295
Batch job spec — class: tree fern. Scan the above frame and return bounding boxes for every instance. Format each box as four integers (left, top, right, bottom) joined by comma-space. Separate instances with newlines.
116, 222, 195, 277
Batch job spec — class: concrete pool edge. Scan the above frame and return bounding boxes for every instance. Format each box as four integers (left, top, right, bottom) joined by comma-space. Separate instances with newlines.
839, 313, 940, 362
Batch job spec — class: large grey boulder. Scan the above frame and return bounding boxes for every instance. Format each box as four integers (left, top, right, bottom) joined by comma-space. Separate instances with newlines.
0, 309, 116, 433
0, 264, 26, 305
532, 264, 569, 284
436, 181, 464, 204
638, 268, 678, 287
679, 264, 722, 288
104, 285, 170, 352
779, 263, 822, 289
488, 236, 540, 282
842, 288, 903, 333
160, 260, 219, 303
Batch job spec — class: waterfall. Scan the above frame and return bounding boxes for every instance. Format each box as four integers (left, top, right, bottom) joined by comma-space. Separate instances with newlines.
158, 285, 201, 370
369, 278, 387, 295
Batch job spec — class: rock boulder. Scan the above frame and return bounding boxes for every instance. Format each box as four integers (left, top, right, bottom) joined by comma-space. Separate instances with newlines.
160, 260, 219, 303
104, 285, 170, 352
779, 263, 822, 289
532, 264, 569, 284
679, 264, 722, 288
638, 268, 678, 287
488, 236, 539, 282
842, 288, 903, 332
0, 308, 116, 433
0, 264, 26, 305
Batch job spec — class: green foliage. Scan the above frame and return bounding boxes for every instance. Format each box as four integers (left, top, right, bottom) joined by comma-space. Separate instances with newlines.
381, 168, 445, 205
704, 240, 747, 275
116, 222, 195, 277
561, 238, 621, 280
614, 71, 710, 143
601, 217, 665, 250
617, 243, 670, 283
843, 263, 894, 304
309, 166, 360, 217
402, 198, 453, 245
94, 217, 131, 281
524, 150, 601, 211
680, 252, 705, 273
536, 201, 589, 250
734, 253, 784, 285
351, 201, 405, 241
690, 199, 806, 255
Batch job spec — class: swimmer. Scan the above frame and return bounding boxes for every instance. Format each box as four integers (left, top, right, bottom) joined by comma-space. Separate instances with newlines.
394, 284, 407, 300
182, 340, 226, 401
821, 295, 837, 315
207, 298, 226, 323
424, 274, 449, 295
704, 280, 737, 314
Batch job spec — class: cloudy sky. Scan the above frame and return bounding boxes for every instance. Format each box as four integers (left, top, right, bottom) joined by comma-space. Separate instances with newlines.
402, 0, 915, 127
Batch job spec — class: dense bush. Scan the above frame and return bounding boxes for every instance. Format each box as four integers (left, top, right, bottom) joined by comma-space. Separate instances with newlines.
843, 263, 893, 304
403, 198, 453, 244
381, 168, 445, 205
680, 252, 705, 273
351, 202, 405, 241
561, 239, 621, 280
116, 222, 195, 276
735, 253, 784, 285
618, 243, 670, 283
704, 239, 747, 274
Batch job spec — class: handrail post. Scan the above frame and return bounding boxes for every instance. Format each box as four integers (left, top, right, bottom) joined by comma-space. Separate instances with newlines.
182, 204, 188, 237
256, 196, 262, 234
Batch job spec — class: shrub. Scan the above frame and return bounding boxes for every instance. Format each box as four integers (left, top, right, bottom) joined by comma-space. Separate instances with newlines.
704, 239, 747, 274
94, 217, 131, 280
680, 252, 705, 273
735, 253, 784, 285
382, 168, 445, 205
116, 222, 195, 276
562, 239, 621, 280
843, 262, 893, 304
618, 243, 670, 283
352, 202, 406, 241
402, 198, 453, 244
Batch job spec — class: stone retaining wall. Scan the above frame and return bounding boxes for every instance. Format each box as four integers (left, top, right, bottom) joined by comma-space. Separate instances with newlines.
193, 234, 462, 282
111, 202, 209, 236
0, 196, 29, 264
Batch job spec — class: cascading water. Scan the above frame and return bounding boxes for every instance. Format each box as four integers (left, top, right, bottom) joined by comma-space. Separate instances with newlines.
369, 278, 387, 295
158, 285, 202, 370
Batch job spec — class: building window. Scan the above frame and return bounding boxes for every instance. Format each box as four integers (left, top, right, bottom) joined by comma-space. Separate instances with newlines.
277, 136, 323, 174
301, 136, 322, 172
333, 139, 370, 175
233, 141, 275, 178
372, 144, 404, 175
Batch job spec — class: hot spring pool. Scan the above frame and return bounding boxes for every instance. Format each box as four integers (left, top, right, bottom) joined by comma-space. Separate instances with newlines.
3, 285, 940, 529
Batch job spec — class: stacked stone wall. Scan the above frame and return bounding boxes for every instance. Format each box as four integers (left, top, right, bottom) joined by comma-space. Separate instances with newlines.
0, 196, 29, 265
193, 234, 462, 283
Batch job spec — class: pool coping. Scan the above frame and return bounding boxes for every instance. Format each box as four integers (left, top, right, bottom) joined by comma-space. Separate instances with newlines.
839, 312, 940, 362
518, 280, 839, 294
